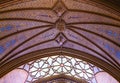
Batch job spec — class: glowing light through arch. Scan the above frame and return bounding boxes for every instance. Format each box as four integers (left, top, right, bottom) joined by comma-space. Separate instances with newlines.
19, 55, 102, 83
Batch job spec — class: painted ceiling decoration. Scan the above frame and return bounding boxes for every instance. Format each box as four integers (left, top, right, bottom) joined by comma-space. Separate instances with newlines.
0, 0, 120, 82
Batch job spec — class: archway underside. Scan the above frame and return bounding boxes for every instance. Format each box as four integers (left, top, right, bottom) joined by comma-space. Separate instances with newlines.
0, 48, 120, 82
33, 74, 88, 83
0, 0, 120, 82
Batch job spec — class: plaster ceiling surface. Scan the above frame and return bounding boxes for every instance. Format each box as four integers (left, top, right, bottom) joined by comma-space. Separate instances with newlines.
0, 0, 120, 81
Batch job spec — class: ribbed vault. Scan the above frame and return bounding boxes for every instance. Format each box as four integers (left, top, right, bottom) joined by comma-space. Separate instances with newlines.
0, 0, 120, 82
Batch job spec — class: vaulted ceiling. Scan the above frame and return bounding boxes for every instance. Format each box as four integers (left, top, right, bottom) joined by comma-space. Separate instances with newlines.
0, 0, 120, 82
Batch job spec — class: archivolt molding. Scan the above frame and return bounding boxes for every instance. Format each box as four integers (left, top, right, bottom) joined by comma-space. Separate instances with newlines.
0, 47, 120, 82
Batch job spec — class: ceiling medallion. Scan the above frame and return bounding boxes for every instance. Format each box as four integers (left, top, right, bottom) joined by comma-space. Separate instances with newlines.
56, 19, 66, 32
56, 33, 66, 46
54, 1, 67, 46
53, 0, 66, 17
